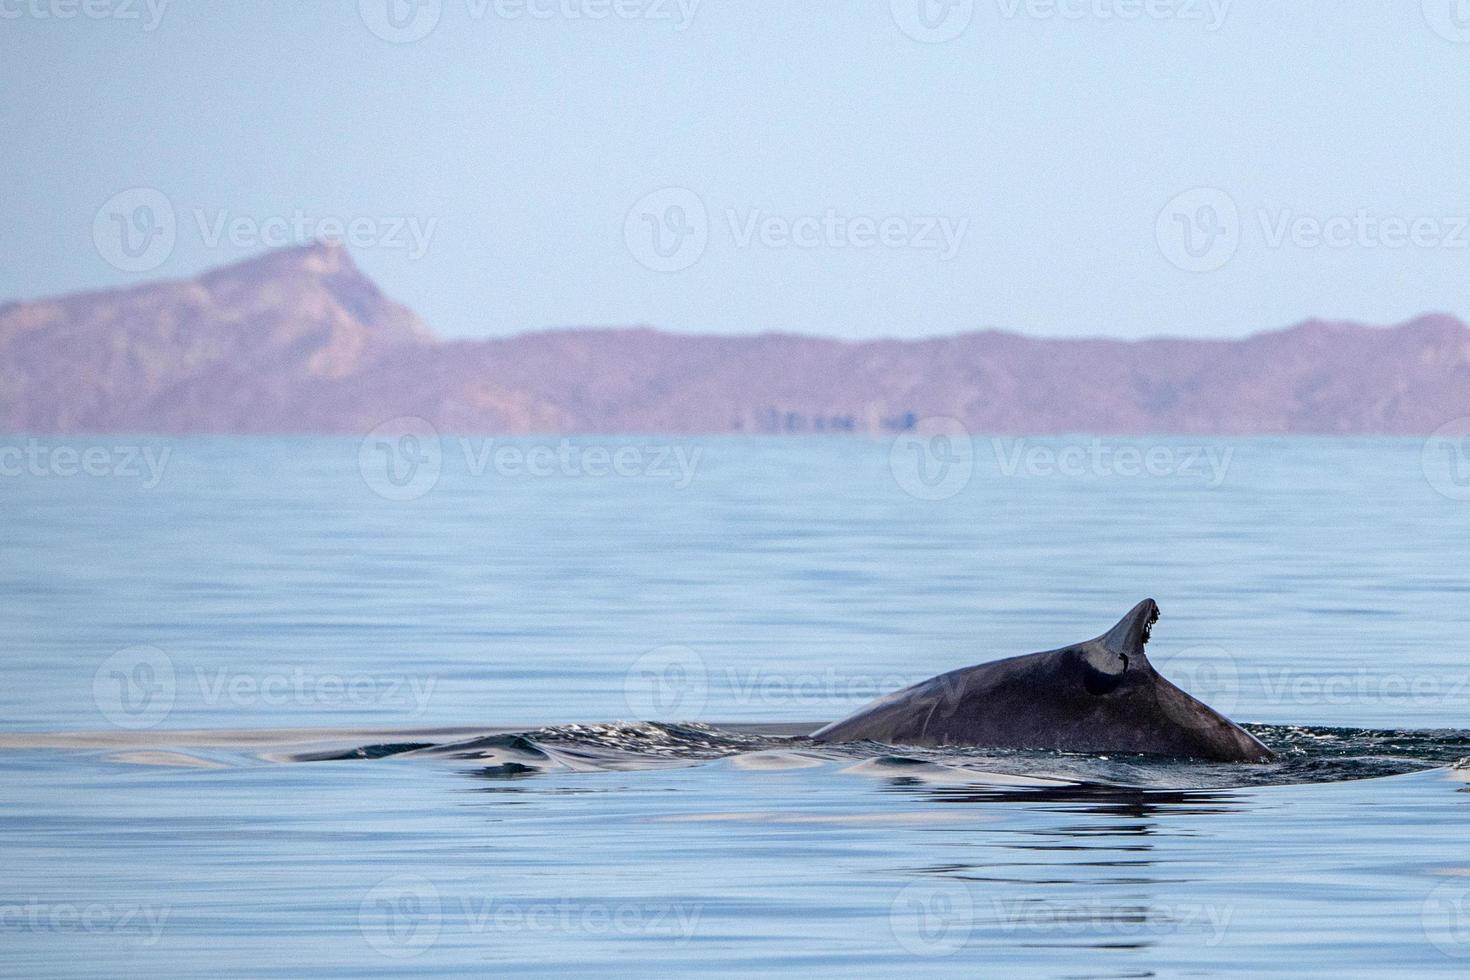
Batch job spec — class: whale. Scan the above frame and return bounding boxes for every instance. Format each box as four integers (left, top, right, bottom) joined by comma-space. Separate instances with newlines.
811, 599, 1273, 762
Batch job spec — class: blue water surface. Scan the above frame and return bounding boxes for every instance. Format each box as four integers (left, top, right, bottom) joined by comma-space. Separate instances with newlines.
3, 435, 1470, 977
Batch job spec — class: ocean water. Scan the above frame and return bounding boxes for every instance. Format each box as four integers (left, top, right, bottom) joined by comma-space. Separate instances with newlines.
4, 433, 1470, 977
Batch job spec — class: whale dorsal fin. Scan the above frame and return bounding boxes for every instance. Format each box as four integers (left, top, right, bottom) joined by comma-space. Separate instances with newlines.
1101, 598, 1159, 656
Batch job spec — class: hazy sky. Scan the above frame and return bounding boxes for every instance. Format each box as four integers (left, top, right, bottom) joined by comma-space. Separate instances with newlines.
4, 1, 1470, 340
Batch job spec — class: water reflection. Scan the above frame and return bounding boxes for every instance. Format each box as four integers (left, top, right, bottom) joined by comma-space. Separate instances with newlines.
911, 782, 1241, 815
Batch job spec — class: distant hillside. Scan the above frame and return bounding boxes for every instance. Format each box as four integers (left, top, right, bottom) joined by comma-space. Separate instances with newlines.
3, 243, 1468, 435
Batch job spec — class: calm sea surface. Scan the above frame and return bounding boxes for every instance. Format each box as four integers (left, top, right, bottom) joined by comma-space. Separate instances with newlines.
4, 434, 1470, 977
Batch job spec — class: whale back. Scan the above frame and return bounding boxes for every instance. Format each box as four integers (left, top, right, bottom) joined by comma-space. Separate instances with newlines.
810, 600, 1273, 763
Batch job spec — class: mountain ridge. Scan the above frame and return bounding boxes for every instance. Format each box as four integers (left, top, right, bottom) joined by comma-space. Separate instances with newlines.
3, 243, 1468, 435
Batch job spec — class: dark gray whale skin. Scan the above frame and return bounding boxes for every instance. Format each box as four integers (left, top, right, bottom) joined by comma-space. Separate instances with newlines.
811, 599, 1274, 762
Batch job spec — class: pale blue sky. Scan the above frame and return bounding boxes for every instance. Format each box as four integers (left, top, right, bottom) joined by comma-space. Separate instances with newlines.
4, 1, 1470, 339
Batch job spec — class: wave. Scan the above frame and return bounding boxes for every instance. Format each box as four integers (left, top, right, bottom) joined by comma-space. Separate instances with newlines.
283, 721, 1470, 790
